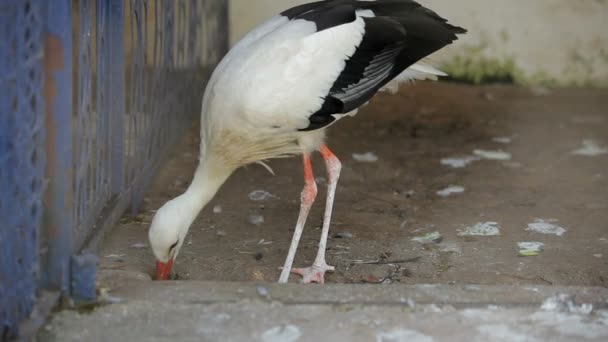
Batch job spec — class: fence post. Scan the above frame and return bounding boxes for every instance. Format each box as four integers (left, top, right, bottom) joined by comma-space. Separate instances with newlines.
0, 1, 46, 337
42, 0, 73, 294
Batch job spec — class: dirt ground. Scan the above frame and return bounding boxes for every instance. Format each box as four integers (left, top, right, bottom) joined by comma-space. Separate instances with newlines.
98, 83, 608, 286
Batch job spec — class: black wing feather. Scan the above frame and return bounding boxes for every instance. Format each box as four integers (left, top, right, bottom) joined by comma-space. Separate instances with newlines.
283, 1, 467, 132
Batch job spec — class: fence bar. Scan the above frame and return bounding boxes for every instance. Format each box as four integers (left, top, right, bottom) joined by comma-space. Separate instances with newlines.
41, 0, 73, 293
108, 0, 125, 195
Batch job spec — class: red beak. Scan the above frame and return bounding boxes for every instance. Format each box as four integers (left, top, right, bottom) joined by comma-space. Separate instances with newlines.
156, 259, 174, 280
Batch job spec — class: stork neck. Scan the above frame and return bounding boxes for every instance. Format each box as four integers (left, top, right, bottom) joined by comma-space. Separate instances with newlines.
181, 158, 231, 216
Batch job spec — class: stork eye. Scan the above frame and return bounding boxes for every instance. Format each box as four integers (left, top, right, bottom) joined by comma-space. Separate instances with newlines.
169, 240, 178, 252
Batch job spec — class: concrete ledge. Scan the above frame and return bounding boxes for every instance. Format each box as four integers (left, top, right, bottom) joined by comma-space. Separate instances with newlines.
40, 281, 608, 342
106, 280, 608, 308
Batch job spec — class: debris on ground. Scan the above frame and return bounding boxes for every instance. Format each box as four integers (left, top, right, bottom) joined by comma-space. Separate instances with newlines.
440, 155, 481, 168
352, 152, 379, 162
349, 256, 421, 265
518, 242, 544, 257
572, 140, 608, 157
526, 219, 567, 236
473, 149, 512, 160
379, 265, 406, 284
332, 232, 353, 239
248, 213, 265, 226
492, 137, 512, 144
436, 185, 465, 197
458, 222, 501, 236
212, 205, 222, 214
104, 254, 126, 258
248, 190, 277, 201
216, 230, 227, 237
130, 243, 147, 249
411, 231, 443, 244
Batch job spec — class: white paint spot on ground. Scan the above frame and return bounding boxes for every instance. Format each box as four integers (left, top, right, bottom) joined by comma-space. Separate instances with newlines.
476, 324, 539, 342
248, 213, 264, 226
473, 149, 512, 160
438, 241, 463, 255
540, 294, 593, 314
572, 140, 608, 156
261, 325, 302, 342
531, 311, 608, 339
517, 242, 544, 257
458, 222, 501, 236
248, 190, 277, 201
411, 231, 443, 244
571, 116, 605, 124
376, 329, 434, 342
436, 185, 465, 197
526, 219, 567, 236
492, 137, 512, 144
440, 155, 481, 168
352, 152, 379, 162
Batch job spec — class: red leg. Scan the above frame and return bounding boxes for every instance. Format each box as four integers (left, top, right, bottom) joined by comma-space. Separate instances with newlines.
278, 154, 317, 283
291, 145, 341, 284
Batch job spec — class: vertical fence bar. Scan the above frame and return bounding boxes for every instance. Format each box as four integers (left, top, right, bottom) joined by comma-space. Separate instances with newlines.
108, 0, 125, 195
41, 0, 73, 294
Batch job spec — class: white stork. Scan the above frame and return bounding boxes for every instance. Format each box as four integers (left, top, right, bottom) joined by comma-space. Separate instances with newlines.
149, 0, 466, 283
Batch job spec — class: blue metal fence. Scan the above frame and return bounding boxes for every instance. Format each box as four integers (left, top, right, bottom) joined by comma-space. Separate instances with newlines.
1, 1, 46, 338
0, 0, 227, 338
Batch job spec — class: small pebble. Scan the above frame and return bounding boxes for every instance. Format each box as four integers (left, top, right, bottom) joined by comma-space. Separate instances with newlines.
254, 252, 264, 261
105, 254, 125, 258
130, 242, 146, 249
436, 185, 465, 197
256, 284, 270, 297
594, 254, 603, 258
411, 231, 443, 244
352, 152, 379, 162
216, 230, 227, 237
248, 213, 265, 226
333, 232, 353, 239
492, 137, 512, 144
473, 149, 512, 161
213, 205, 222, 214
482, 91, 495, 101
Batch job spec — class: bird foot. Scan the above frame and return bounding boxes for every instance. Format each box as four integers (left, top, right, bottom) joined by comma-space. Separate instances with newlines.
291, 262, 335, 284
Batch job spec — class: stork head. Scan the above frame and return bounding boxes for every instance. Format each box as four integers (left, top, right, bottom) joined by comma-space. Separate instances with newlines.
148, 160, 232, 280
148, 197, 191, 280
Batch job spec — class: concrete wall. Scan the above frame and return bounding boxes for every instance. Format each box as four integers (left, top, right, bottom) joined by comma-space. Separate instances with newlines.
229, 0, 608, 87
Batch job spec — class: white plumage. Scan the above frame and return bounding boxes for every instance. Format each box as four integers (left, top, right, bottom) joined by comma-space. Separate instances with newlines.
149, 0, 466, 283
